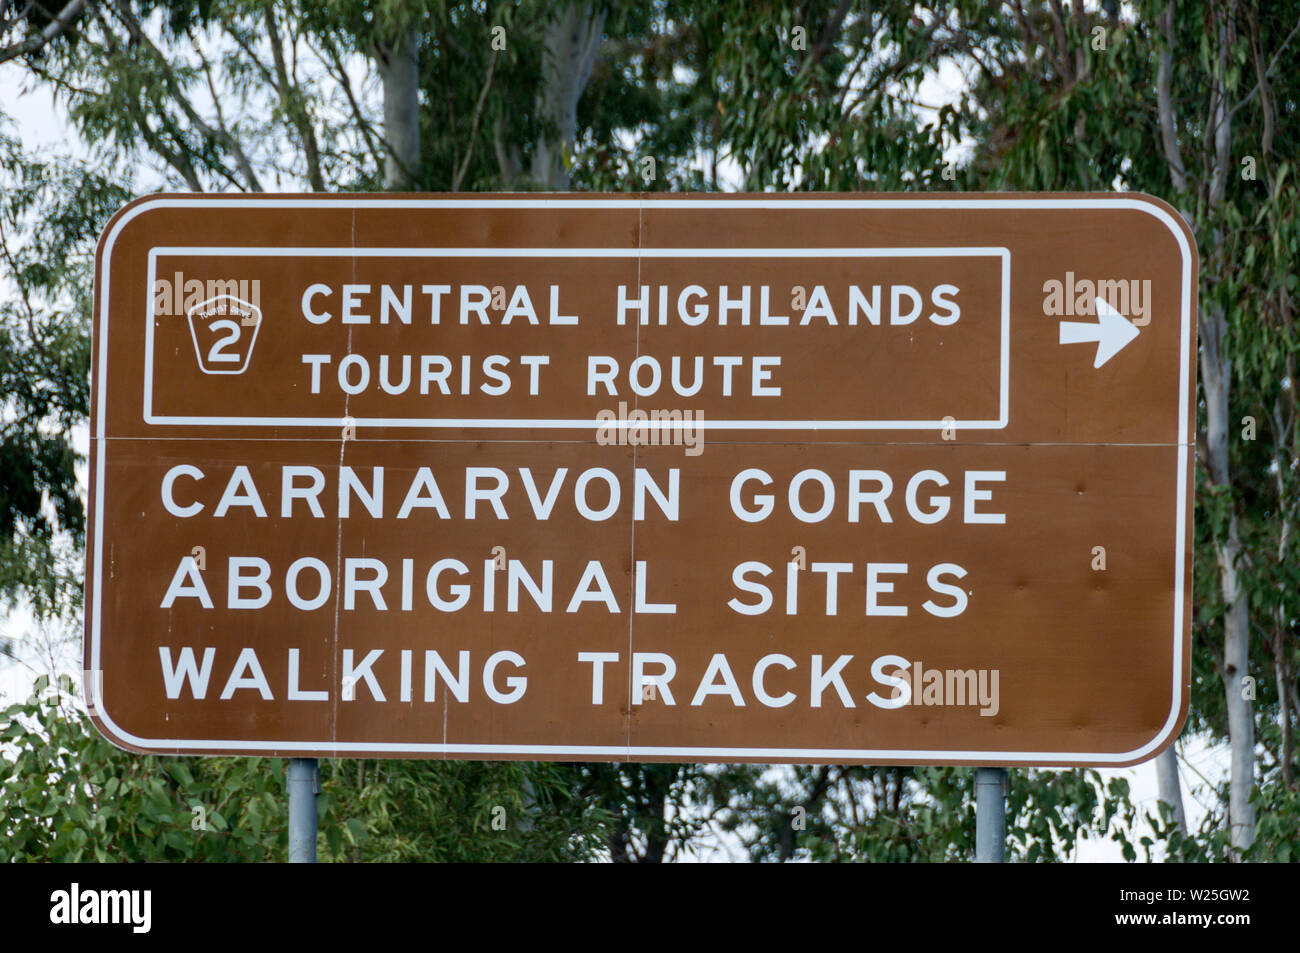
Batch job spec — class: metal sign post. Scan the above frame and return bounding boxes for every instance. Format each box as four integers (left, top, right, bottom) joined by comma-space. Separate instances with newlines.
974, 766, 1007, 863
287, 757, 318, 863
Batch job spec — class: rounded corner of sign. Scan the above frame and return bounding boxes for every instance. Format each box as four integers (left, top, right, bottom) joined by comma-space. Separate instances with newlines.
96, 195, 177, 266
1115, 711, 1189, 768
86, 707, 149, 756
1122, 193, 1197, 260
83, 671, 169, 756
1120, 190, 1179, 216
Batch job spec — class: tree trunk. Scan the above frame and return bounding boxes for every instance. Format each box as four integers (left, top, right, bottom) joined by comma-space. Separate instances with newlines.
1154, 746, 1186, 835
1201, 301, 1256, 856
529, 3, 605, 189
1272, 354, 1296, 788
1164, 1, 1256, 857
1207, 7, 1254, 854
1220, 519, 1255, 855
377, 27, 420, 189
1153, 5, 1190, 836
1275, 625, 1295, 788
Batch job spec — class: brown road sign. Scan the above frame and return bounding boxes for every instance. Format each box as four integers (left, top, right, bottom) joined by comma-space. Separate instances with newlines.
86, 193, 1196, 765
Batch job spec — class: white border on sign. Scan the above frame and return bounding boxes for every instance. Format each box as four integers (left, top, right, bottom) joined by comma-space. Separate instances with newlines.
143, 245, 1011, 430
90, 195, 1193, 764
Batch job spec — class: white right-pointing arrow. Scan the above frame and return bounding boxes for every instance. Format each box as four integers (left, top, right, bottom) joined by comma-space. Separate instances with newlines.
1059, 296, 1140, 368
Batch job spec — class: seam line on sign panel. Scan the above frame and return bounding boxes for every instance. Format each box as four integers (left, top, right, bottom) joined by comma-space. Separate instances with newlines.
93, 194, 1192, 762
329, 326, 356, 750
625, 193, 645, 755
339, 211, 360, 748
332, 207, 355, 749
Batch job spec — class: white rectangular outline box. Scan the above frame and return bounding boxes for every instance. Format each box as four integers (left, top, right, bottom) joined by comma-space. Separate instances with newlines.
92, 195, 1194, 765
144, 245, 1011, 431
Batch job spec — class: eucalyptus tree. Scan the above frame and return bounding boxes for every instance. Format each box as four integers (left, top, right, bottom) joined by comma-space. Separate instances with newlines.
684, 0, 1298, 861
2, 0, 1294, 862
0, 0, 729, 862
940, 0, 1298, 859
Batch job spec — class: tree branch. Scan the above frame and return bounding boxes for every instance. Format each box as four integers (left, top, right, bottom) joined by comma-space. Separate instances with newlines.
1226, 13, 1300, 124
1156, 3, 1187, 192
314, 31, 387, 180
451, 49, 497, 191
1207, 10, 1233, 209
108, 0, 262, 191
264, 2, 324, 191
0, 0, 85, 66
